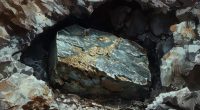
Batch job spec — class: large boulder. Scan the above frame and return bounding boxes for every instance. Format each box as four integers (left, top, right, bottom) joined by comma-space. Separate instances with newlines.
51, 25, 151, 99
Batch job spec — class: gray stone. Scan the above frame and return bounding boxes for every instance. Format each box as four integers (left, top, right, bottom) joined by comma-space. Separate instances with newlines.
0, 36, 34, 79
171, 21, 196, 45
160, 42, 200, 88
0, 0, 97, 35
53, 25, 151, 99
160, 20, 200, 88
0, 73, 55, 110
147, 87, 200, 110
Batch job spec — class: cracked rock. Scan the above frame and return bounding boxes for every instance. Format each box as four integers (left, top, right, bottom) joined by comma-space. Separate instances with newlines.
52, 25, 151, 99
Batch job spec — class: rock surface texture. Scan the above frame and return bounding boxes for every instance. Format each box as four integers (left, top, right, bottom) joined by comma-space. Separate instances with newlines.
53, 25, 151, 99
0, 0, 101, 35
1, 0, 200, 109
0, 73, 54, 109
0, 73, 124, 110
160, 20, 200, 88
147, 88, 200, 110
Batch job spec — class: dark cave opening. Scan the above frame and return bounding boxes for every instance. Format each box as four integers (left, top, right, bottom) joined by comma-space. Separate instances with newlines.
19, 0, 181, 100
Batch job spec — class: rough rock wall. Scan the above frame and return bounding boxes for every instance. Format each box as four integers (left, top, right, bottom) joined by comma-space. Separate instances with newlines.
0, 0, 67, 35
0, 1, 107, 109
0, 0, 106, 38
0, 0, 195, 41
139, 0, 195, 9
0, 0, 98, 80
0, 0, 200, 109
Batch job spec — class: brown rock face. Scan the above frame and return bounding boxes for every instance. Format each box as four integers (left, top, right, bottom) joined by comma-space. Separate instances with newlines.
0, 0, 71, 35
0, 0, 105, 37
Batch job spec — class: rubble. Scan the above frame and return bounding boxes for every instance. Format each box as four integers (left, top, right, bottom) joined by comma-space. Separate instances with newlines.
1, 0, 200, 109
160, 20, 200, 88
0, 72, 54, 109
136, 0, 195, 13
0, 33, 52, 109
52, 25, 151, 99
0, 73, 117, 110
146, 87, 200, 110
0, 0, 105, 37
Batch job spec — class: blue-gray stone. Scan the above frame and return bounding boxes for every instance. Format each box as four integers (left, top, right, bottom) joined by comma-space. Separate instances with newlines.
55, 25, 151, 99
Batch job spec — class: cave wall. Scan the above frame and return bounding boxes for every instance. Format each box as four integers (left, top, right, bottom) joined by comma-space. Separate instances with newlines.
0, 0, 200, 109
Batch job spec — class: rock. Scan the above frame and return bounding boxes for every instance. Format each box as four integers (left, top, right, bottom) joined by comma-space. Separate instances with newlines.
0, 30, 54, 109
170, 21, 197, 45
0, 35, 145, 109
0, 72, 146, 109
0, 34, 54, 109
156, 36, 174, 59
52, 25, 151, 99
4, 0, 200, 109
0, 0, 104, 37
0, 0, 196, 37
53, 93, 148, 110
160, 39, 200, 88
0, 26, 9, 40
176, 3, 200, 23
160, 20, 200, 88
139, 0, 195, 10
0, 0, 106, 81
0, 35, 34, 79
160, 46, 187, 88
0, 0, 63, 34
146, 87, 200, 110
191, 5, 200, 22
0, 0, 94, 82
0, 73, 54, 109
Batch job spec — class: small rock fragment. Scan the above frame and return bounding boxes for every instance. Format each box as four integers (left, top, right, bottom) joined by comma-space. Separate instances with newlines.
147, 87, 200, 110
170, 21, 196, 45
